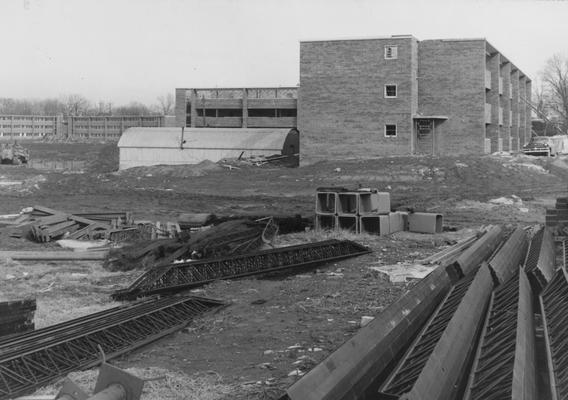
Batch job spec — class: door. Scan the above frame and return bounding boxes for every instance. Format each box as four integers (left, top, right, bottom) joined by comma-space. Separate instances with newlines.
415, 119, 434, 155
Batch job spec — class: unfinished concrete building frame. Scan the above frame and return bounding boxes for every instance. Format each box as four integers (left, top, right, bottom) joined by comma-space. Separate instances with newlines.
299, 36, 532, 157
175, 87, 298, 129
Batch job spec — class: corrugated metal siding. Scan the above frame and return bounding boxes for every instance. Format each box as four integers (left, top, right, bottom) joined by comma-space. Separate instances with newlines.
117, 127, 297, 169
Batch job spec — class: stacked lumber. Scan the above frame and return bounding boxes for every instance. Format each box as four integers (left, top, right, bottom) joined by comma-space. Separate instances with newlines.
24, 206, 135, 243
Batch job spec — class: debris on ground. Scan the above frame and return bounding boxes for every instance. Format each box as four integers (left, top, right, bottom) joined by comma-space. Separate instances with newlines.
0, 142, 29, 165
103, 217, 279, 271
13, 205, 138, 243
219, 153, 299, 169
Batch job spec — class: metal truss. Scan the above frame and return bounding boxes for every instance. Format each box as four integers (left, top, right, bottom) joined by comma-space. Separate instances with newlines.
541, 269, 568, 400
112, 239, 371, 300
563, 239, 568, 271
524, 228, 544, 274
464, 273, 520, 399
0, 295, 225, 400
378, 273, 475, 397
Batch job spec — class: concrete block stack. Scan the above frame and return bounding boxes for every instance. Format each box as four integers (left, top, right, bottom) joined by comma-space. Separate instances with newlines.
315, 188, 409, 236
545, 197, 568, 228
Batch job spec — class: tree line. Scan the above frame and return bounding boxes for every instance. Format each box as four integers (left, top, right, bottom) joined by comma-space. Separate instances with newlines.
533, 54, 568, 136
0, 93, 174, 117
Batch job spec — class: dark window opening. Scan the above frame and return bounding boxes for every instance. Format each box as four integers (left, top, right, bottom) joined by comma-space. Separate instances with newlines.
217, 109, 242, 117
186, 103, 191, 113
276, 109, 297, 117
196, 109, 217, 117
385, 85, 397, 98
385, 124, 397, 137
248, 109, 276, 118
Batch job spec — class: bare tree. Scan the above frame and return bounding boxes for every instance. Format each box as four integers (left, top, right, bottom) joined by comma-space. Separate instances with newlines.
61, 94, 90, 116
156, 93, 174, 115
541, 54, 568, 134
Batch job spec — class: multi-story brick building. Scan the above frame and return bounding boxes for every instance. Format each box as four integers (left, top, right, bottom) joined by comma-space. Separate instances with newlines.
175, 35, 531, 158
299, 35, 532, 157
175, 87, 297, 129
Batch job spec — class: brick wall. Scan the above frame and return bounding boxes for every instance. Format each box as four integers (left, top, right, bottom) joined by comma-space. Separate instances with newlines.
299, 37, 417, 159
418, 40, 486, 155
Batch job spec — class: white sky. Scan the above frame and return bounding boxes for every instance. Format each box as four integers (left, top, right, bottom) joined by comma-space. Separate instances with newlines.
1, 0, 567, 106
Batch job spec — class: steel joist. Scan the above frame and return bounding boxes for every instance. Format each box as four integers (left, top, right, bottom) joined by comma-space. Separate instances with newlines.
488, 227, 529, 285
112, 239, 371, 300
447, 225, 504, 281
464, 268, 536, 400
540, 269, 568, 400
377, 264, 494, 400
525, 227, 555, 293
286, 266, 452, 400
0, 295, 225, 400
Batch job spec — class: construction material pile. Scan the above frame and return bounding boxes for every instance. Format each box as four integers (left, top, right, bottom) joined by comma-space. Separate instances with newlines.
9, 205, 138, 243
315, 187, 443, 235
103, 217, 278, 271
0, 142, 29, 165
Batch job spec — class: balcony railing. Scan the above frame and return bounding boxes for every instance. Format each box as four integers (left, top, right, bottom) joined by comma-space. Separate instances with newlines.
485, 103, 492, 123
485, 70, 491, 90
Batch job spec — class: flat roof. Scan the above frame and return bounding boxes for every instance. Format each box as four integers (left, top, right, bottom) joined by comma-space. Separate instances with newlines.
177, 86, 298, 91
300, 34, 416, 43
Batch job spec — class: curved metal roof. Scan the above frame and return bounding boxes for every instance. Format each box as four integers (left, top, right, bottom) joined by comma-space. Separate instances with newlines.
118, 127, 293, 150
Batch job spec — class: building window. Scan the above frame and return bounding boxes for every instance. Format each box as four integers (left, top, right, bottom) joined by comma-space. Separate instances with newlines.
384, 45, 398, 59
384, 84, 397, 98
385, 124, 397, 137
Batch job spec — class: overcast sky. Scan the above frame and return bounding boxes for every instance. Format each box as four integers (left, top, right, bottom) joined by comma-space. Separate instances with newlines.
1, 0, 566, 106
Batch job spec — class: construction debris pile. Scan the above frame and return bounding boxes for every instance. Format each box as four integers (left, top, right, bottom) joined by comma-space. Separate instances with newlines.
0, 142, 29, 165
286, 225, 565, 400
103, 217, 279, 271
315, 187, 443, 235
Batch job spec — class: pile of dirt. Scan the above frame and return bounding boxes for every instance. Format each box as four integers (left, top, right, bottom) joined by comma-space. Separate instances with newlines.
116, 160, 222, 177
85, 143, 119, 173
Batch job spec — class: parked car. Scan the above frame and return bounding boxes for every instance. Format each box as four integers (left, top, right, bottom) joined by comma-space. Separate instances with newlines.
522, 136, 558, 156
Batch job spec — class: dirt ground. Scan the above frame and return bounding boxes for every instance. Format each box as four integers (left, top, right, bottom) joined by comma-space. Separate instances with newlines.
0, 140, 567, 399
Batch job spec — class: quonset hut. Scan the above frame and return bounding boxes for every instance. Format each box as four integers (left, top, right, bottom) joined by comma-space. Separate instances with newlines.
117, 127, 299, 170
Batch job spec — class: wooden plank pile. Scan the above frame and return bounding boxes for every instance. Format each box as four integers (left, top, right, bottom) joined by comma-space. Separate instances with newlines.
21, 205, 136, 243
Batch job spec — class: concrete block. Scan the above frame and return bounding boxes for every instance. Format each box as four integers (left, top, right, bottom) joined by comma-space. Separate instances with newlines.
315, 214, 336, 231
337, 215, 359, 233
388, 212, 405, 233
359, 192, 390, 215
338, 193, 358, 214
315, 192, 337, 214
408, 212, 443, 234
360, 215, 390, 236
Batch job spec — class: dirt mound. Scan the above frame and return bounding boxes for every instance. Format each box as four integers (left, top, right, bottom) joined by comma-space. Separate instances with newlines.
85, 143, 119, 173
116, 160, 222, 177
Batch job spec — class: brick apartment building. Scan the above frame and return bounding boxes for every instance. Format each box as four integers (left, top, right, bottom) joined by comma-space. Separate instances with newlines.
175, 35, 531, 158
299, 35, 532, 157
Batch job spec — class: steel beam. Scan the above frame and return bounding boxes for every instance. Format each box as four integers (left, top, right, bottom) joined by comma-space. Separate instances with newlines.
540, 269, 568, 400
488, 227, 529, 285
0, 296, 225, 400
447, 225, 504, 281
524, 227, 555, 293
286, 265, 452, 400
463, 267, 536, 400
377, 263, 494, 400
113, 239, 371, 300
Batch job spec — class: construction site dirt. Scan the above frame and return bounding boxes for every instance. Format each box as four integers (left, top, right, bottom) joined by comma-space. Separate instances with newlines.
1, 141, 567, 399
